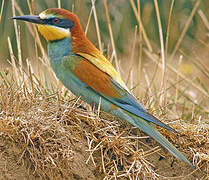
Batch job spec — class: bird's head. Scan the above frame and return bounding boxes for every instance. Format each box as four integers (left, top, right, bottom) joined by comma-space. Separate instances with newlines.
12, 8, 82, 42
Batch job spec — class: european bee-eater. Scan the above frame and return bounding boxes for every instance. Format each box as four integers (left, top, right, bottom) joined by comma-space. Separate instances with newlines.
12, 8, 194, 168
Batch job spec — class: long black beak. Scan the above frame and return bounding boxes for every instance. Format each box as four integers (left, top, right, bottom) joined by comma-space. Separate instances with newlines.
12, 15, 45, 24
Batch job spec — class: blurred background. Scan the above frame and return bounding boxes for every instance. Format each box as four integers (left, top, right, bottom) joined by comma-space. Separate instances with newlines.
1, 0, 208, 61
0, 0, 209, 118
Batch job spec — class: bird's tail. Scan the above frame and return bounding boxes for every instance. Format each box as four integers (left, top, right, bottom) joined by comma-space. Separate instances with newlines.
111, 108, 195, 168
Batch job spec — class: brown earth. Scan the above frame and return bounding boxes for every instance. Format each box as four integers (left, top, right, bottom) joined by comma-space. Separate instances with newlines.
0, 80, 207, 179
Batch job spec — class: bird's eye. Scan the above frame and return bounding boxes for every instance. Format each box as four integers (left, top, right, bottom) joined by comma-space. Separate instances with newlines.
53, 18, 60, 24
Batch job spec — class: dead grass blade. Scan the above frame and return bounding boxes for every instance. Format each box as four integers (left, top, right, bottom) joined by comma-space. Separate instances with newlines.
104, 0, 120, 75
91, 0, 103, 53
85, 7, 93, 35
58, 0, 61, 8
198, 10, 209, 31
171, 0, 202, 58
165, 0, 175, 59
137, 0, 143, 97
12, 0, 23, 72
129, 0, 153, 53
0, 0, 5, 23
153, 0, 166, 105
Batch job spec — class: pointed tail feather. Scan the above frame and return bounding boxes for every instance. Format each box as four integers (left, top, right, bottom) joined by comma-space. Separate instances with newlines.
112, 108, 195, 168
134, 116, 195, 168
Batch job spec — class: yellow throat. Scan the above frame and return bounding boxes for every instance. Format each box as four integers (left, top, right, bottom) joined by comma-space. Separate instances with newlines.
37, 25, 71, 41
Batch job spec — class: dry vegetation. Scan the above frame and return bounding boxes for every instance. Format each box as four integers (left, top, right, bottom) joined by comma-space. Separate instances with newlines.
0, 0, 209, 179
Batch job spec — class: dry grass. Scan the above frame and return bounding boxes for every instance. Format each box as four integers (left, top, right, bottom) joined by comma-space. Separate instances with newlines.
1, 58, 209, 179
0, 67, 208, 179
0, 0, 209, 179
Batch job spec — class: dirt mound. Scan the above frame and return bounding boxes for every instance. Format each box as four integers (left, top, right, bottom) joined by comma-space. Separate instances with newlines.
0, 79, 207, 179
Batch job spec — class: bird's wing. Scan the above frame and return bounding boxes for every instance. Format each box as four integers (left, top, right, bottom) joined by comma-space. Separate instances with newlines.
108, 79, 177, 133
64, 53, 177, 133
77, 52, 130, 93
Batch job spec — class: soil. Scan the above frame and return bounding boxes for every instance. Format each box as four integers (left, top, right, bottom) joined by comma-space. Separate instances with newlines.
0, 134, 204, 180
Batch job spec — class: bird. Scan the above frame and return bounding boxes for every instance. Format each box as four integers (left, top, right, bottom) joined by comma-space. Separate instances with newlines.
12, 8, 194, 168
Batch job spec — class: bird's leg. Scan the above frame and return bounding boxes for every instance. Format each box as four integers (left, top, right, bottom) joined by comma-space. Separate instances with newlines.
91, 102, 97, 112
85, 102, 97, 113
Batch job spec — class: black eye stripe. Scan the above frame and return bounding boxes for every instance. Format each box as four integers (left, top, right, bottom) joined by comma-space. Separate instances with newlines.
44, 18, 74, 29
